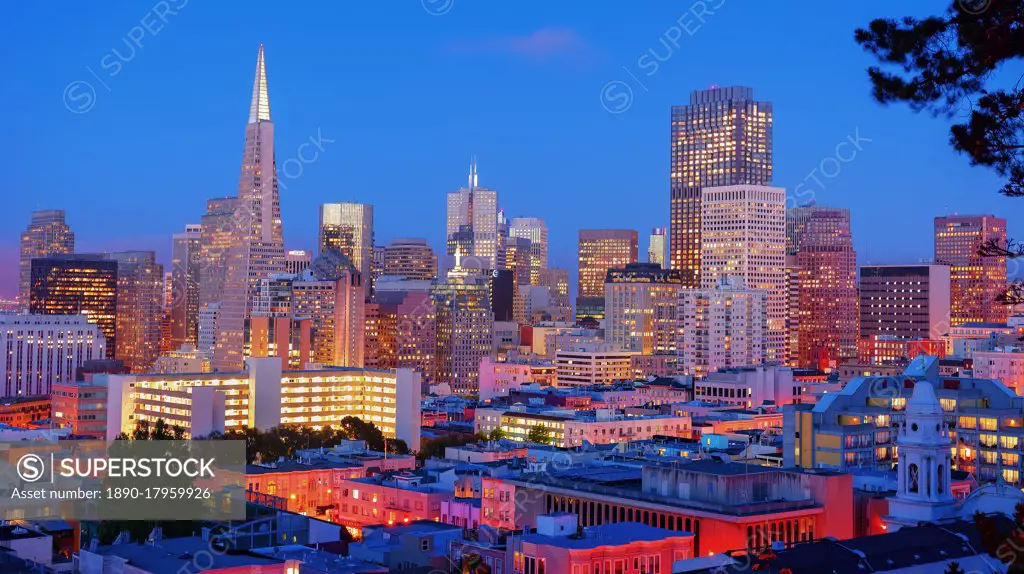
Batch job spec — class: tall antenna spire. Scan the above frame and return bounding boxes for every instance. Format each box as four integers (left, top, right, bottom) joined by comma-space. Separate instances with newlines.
468, 155, 478, 189
248, 44, 271, 123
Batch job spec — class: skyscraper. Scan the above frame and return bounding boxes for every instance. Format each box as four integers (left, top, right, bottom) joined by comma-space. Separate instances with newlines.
30, 254, 118, 358
432, 254, 494, 394
604, 263, 682, 355
577, 229, 638, 320
859, 264, 951, 340
670, 86, 772, 287
213, 45, 286, 371
198, 197, 239, 312
319, 202, 373, 300
110, 251, 164, 373
19, 209, 75, 310
382, 238, 437, 281
539, 268, 571, 311
700, 185, 787, 362
509, 217, 548, 285
170, 224, 202, 348
446, 159, 499, 269
648, 227, 666, 268
679, 277, 767, 377
934, 215, 1008, 326
294, 251, 365, 368
787, 206, 859, 368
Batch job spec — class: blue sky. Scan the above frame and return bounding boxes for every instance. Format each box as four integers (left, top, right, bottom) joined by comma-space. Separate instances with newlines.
1, 1, 1019, 298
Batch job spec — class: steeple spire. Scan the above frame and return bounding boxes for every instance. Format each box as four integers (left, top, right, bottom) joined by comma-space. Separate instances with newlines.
468, 155, 478, 189
248, 44, 271, 123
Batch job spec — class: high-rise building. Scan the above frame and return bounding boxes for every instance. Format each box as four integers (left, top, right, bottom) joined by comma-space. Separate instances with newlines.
785, 255, 801, 366
245, 273, 312, 369
198, 197, 239, 313
0, 314, 106, 397
577, 229, 638, 321
648, 227, 666, 268
679, 277, 767, 377
859, 265, 952, 340
284, 250, 312, 275
509, 217, 548, 285
382, 238, 437, 281
293, 252, 365, 368
446, 159, 499, 269
213, 45, 286, 371
604, 263, 682, 355
670, 86, 772, 287
934, 214, 1008, 326
170, 224, 202, 348
700, 185, 787, 361
539, 268, 571, 310
503, 236, 532, 293
319, 202, 373, 300
19, 209, 75, 310
432, 255, 494, 394
110, 251, 164, 373
371, 244, 385, 295
786, 206, 859, 369
365, 288, 436, 377
30, 254, 118, 358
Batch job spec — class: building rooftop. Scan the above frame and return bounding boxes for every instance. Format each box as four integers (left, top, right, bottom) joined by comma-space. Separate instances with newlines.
523, 522, 690, 550
720, 515, 1012, 574
92, 537, 282, 574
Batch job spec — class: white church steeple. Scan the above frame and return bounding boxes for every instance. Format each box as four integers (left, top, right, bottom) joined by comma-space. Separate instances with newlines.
884, 381, 958, 531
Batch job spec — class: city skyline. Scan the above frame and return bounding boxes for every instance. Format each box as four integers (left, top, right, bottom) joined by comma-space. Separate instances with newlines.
1, 3, 1020, 298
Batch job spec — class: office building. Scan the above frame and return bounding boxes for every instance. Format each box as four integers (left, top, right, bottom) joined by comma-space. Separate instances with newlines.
934, 214, 1008, 326
284, 249, 312, 275
381, 237, 437, 281
700, 184, 787, 361
319, 202, 373, 300
787, 206, 858, 368
577, 229, 638, 321
604, 263, 682, 355
364, 287, 436, 377
30, 254, 118, 358
647, 227, 666, 267
18, 209, 74, 310
432, 256, 494, 394
293, 254, 365, 368
555, 342, 634, 387
446, 159, 499, 269
213, 45, 287, 372
503, 236, 532, 294
106, 358, 422, 450
0, 314, 105, 397
509, 217, 548, 286
539, 267, 571, 311
110, 251, 164, 373
51, 378, 108, 438
197, 196, 239, 313
170, 224, 202, 348
678, 277, 767, 377
670, 86, 772, 286
859, 264, 952, 340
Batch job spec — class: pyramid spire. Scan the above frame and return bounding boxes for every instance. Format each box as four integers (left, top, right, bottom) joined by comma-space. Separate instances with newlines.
248, 44, 271, 123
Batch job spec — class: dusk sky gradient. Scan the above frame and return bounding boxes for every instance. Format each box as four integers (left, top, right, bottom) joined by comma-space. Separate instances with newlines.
1, 1, 1020, 298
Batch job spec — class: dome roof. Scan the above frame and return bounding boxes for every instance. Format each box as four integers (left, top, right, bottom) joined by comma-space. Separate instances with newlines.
906, 381, 943, 416
960, 482, 1024, 519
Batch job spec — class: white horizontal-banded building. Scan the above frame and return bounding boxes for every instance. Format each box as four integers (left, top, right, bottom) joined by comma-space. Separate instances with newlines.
0, 314, 106, 397
105, 357, 421, 450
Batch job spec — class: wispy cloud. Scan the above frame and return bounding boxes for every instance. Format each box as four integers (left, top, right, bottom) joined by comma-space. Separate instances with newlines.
442, 28, 588, 61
